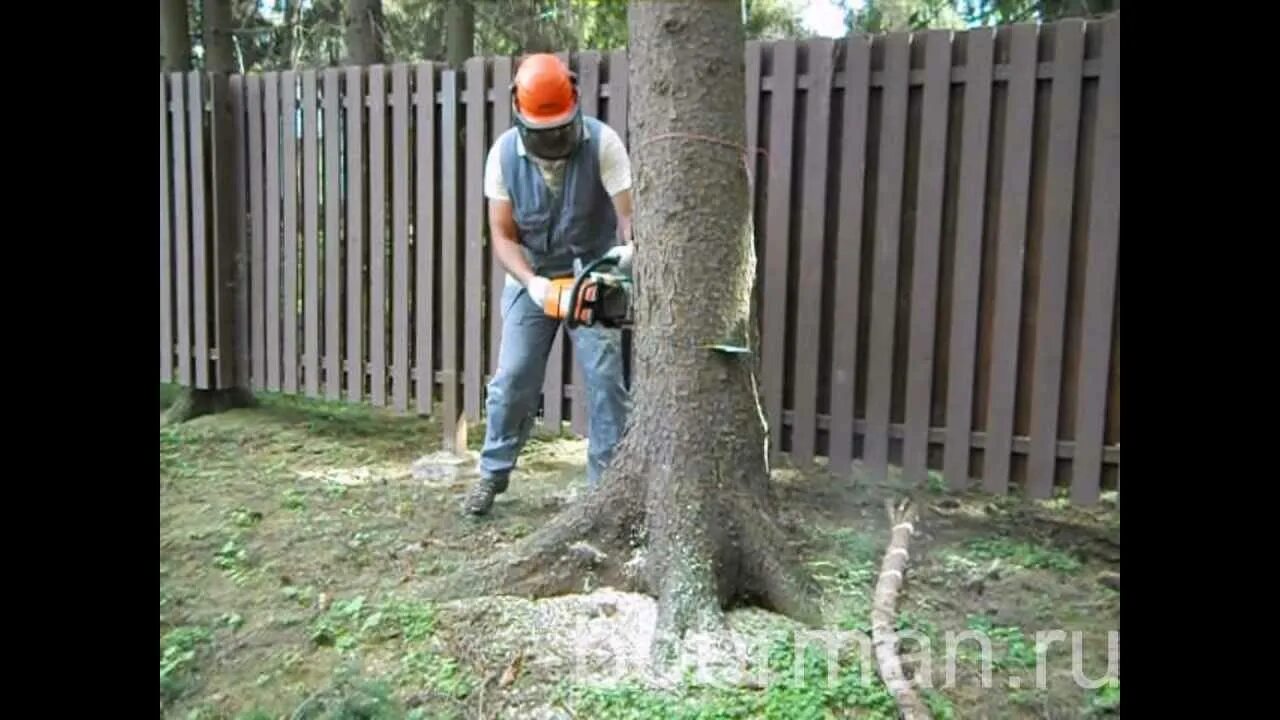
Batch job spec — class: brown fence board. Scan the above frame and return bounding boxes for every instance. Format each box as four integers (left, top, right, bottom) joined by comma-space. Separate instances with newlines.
393, 63, 411, 412
214, 74, 246, 390
579, 51, 601, 116
465, 57, 486, 422
265, 73, 282, 392
572, 51, 602, 436
232, 76, 250, 389
829, 35, 872, 477
902, 30, 953, 484
1027, 20, 1084, 498
324, 69, 342, 399
864, 33, 910, 483
609, 49, 629, 144
188, 71, 211, 389
490, 58, 513, 380
943, 28, 995, 490
1071, 15, 1119, 505
607, 50, 632, 387
983, 24, 1038, 495
281, 71, 299, 394
541, 53, 571, 433
173, 73, 193, 386
346, 68, 365, 401
441, 69, 462, 443
369, 65, 388, 407
303, 70, 320, 397
542, 326, 566, 431
416, 63, 437, 415
762, 39, 797, 459
791, 38, 835, 466
161, 75, 174, 383
248, 76, 266, 391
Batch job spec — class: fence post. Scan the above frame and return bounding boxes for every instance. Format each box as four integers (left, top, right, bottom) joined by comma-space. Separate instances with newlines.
208, 72, 246, 393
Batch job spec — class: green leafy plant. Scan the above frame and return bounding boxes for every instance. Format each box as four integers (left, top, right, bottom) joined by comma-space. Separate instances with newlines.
965, 536, 1082, 573
228, 506, 264, 527
966, 615, 1037, 670
161, 625, 212, 701
311, 595, 439, 652
1088, 677, 1120, 714
923, 689, 956, 719
283, 488, 308, 511
561, 632, 899, 720
214, 538, 251, 577
293, 665, 405, 720
399, 650, 474, 699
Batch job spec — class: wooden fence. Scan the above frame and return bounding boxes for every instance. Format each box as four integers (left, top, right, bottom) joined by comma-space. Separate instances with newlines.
159, 15, 1120, 504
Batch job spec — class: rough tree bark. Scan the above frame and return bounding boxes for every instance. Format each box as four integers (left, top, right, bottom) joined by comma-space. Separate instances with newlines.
203, 0, 235, 73
159, 0, 192, 71
430, 0, 822, 662
345, 0, 386, 65
163, 0, 257, 425
445, 0, 474, 68
280, 0, 298, 69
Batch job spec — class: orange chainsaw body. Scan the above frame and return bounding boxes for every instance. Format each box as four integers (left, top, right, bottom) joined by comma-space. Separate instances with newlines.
540, 272, 632, 328
543, 276, 592, 324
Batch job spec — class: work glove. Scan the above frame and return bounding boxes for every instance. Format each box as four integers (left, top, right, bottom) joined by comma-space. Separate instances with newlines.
605, 243, 635, 273
526, 276, 552, 308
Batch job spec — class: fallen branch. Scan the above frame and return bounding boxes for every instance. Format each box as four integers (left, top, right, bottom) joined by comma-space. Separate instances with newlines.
871, 498, 931, 720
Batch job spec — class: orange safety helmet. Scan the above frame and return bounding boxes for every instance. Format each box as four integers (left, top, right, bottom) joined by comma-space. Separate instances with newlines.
510, 54, 583, 159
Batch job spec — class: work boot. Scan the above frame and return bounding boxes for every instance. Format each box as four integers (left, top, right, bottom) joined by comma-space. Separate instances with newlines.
462, 474, 509, 516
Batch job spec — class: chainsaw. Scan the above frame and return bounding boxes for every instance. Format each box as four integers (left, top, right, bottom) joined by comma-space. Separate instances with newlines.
538, 255, 751, 355
540, 255, 633, 329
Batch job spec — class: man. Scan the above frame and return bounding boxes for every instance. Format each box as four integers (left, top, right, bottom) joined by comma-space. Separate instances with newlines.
464, 53, 635, 516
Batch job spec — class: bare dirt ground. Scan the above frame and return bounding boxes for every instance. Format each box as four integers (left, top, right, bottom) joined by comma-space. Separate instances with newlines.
160, 387, 1119, 719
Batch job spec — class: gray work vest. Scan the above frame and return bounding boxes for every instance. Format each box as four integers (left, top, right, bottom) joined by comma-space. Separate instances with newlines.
498, 116, 618, 278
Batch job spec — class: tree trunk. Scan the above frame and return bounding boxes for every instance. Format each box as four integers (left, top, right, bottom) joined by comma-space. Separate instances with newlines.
626, 0, 822, 647
162, 0, 256, 425
430, 0, 821, 664
1041, 0, 1120, 18
513, 1, 553, 54
159, 0, 191, 72
345, 0, 386, 65
280, 0, 298, 69
203, 0, 235, 74
445, 0, 474, 68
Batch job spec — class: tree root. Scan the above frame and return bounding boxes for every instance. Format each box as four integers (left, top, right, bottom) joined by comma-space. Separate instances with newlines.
162, 387, 255, 424
740, 501, 825, 626
871, 498, 932, 720
428, 475, 644, 602
425, 460, 823, 666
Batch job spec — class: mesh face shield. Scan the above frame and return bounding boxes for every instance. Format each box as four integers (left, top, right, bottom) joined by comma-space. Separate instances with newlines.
516, 111, 583, 160
510, 68, 583, 160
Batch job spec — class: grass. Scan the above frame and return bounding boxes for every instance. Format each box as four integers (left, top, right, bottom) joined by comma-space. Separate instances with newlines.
309, 595, 440, 651
161, 625, 212, 702
963, 536, 1083, 573
559, 632, 900, 719
965, 614, 1039, 671
160, 386, 1119, 719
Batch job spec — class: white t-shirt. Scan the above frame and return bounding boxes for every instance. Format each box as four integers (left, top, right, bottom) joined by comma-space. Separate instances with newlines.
483, 120, 632, 202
